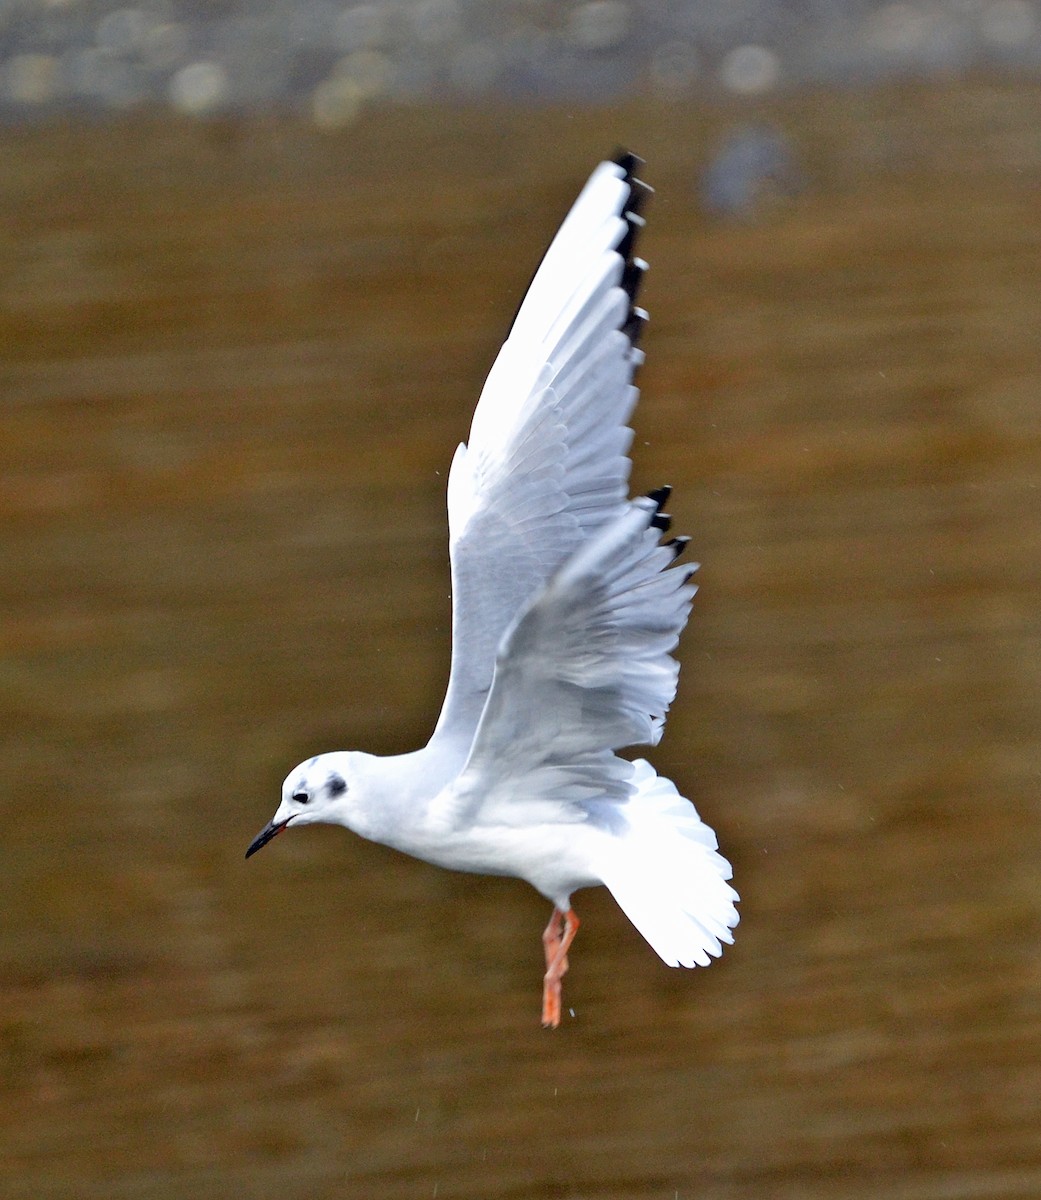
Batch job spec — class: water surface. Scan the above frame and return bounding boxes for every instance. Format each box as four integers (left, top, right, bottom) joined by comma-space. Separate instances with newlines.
2, 87, 1041, 1199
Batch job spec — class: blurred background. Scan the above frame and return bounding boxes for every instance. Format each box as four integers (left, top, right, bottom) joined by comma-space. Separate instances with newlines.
3, 2, 1041, 1198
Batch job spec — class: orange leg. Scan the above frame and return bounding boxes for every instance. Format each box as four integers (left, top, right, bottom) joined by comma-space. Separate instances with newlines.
540, 907, 580, 1028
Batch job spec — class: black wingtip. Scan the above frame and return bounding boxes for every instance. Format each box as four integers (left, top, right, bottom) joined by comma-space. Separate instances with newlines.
615, 149, 653, 216
612, 149, 653, 338
612, 148, 644, 175
620, 254, 646, 303
625, 180, 653, 227
647, 485, 673, 532
622, 306, 649, 347
617, 216, 640, 267
613, 149, 653, 194
666, 537, 700, 568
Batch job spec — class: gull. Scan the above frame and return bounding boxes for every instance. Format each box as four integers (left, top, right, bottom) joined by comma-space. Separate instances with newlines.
246, 153, 739, 1027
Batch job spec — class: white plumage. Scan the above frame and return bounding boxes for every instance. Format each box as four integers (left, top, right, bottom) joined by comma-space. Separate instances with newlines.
246, 153, 739, 1027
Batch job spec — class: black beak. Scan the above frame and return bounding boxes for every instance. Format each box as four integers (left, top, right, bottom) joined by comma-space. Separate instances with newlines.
245, 816, 294, 859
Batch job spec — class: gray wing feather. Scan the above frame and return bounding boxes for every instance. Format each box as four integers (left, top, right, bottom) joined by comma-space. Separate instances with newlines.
430, 497, 697, 831
431, 156, 651, 751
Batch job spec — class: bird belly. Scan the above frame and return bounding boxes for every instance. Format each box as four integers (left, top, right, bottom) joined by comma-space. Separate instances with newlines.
390, 818, 609, 908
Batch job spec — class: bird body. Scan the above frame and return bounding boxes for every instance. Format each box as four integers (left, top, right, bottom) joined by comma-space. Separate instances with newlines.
247, 153, 739, 1025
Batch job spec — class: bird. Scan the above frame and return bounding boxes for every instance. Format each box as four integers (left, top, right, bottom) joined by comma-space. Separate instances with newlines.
246, 152, 739, 1028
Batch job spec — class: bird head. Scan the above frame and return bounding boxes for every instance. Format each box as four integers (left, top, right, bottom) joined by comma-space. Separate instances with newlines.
244, 752, 357, 859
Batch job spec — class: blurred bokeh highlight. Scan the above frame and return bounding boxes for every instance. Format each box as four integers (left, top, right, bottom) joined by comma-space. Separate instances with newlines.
0, 0, 1040, 118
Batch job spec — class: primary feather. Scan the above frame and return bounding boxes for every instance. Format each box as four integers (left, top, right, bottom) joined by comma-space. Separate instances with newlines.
434, 157, 651, 750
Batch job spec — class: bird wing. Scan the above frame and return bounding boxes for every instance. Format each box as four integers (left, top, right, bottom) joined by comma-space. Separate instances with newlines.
428, 494, 698, 832
429, 153, 652, 752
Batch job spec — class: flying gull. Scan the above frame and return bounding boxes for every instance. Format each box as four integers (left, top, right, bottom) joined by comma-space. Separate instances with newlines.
246, 153, 740, 1027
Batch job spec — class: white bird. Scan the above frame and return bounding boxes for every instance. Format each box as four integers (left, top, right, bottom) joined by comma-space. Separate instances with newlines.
246, 153, 739, 1028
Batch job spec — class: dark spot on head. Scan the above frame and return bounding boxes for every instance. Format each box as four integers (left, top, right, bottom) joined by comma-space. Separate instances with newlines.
327, 773, 347, 798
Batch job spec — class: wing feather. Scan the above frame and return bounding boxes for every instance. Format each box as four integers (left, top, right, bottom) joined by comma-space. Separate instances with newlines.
432, 154, 652, 750
430, 495, 697, 832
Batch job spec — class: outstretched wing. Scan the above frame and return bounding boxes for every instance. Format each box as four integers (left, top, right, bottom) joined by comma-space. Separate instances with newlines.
430, 153, 652, 752
429, 493, 698, 832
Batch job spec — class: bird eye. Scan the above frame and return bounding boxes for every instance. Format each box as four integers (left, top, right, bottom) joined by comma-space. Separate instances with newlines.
292, 790, 309, 804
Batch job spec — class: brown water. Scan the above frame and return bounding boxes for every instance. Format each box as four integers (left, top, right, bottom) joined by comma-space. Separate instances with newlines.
3, 84, 1041, 1199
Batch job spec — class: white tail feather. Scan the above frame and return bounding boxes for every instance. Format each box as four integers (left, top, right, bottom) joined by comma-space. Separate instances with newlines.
599, 760, 739, 967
